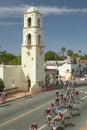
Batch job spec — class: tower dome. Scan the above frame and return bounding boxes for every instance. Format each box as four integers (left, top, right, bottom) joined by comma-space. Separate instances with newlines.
27, 6, 39, 13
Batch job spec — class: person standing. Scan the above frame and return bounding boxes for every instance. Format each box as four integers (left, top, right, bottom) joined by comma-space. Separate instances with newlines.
1, 91, 6, 103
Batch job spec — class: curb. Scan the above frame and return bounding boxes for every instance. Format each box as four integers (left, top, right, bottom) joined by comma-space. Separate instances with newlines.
0, 93, 35, 105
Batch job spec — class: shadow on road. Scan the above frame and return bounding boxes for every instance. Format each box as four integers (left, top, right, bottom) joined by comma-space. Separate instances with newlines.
57, 126, 64, 130
72, 113, 80, 117
64, 122, 75, 128
73, 107, 79, 111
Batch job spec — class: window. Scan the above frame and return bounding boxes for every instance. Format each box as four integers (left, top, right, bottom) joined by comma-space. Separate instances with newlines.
28, 18, 31, 27
27, 34, 31, 44
38, 34, 41, 45
38, 18, 40, 27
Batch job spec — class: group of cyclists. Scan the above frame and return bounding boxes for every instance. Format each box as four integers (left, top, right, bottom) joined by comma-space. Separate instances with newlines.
29, 80, 80, 130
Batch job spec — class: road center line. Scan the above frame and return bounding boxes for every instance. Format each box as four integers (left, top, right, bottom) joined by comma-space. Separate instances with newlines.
0, 91, 87, 129
38, 124, 47, 130
81, 95, 87, 100
0, 102, 49, 127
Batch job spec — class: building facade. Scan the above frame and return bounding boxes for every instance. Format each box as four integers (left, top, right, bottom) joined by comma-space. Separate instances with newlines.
0, 6, 45, 92
0, 6, 87, 92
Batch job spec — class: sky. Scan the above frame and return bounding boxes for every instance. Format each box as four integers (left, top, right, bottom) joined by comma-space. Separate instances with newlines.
0, 0, 87, 56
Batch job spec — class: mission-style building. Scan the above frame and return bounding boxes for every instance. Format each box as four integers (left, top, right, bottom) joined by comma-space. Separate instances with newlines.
0, 6, 87, 93
0, 6, 45, 93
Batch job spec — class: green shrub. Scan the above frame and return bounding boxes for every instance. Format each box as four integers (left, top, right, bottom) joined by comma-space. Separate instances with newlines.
0, 78, 5, 91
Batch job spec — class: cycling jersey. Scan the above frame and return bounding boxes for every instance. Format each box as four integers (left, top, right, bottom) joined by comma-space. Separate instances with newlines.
62, 97, 67, 102
50, 102, 54, 108
55, 97, 59, 102
47, 114, 52, 121
56, 106, 62, 114
75, 90, 79, 95
66, 99, 73, 109
30, 123, 38, 130
52, 120, 58, 130
44, 108, 52, 116
58, 112, 64, 119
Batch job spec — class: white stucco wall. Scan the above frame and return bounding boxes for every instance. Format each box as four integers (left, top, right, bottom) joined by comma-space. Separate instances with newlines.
0, 65, 21, 89
0, 65, 4, 79
58, 63, 72, 77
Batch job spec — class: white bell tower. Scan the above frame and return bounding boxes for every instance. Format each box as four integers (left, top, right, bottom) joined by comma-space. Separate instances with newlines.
21, 6, 45, 91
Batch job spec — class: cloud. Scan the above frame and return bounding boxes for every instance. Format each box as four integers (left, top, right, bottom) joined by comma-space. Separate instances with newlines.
0, 22, 23, 26
0, 5, 26, 18
39, 6, 87, 15
0, 5, 87, 18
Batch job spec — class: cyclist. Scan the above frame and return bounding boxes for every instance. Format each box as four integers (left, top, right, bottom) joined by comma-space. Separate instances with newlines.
44, 107, 52, 116
52, 119, 59, 130
69, 93, 75, 103
50, 102, 54, 108
29, 123, 38, 130
55, 90, 59, 97
49, 102, 56, 115
60, 94, 67, 107
66, 99, 73, 116
46, 114, 52, 127
44, 108, 52, 123
58, 111, 65, 125
54, 97, 60, 106
75, 89, 80, 101
56, 106, 62, 114
54, 106, 64, 125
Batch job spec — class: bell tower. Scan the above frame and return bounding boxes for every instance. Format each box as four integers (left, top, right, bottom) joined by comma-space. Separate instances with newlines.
21, 6, 45, 91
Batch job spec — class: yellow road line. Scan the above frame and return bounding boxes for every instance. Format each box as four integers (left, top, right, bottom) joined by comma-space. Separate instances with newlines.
0, 102, 49, 127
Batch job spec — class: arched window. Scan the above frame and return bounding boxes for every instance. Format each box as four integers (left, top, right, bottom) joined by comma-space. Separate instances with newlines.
27, 34, 31, 44
28, 17, 31, 27
38, 34, 41, 45
38, 18, 40, 27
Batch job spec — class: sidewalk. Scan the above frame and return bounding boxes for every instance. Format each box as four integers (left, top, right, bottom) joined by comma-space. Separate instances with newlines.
0, 79, 87, 105
0, 85, 56, 105
0, 91, 32, 105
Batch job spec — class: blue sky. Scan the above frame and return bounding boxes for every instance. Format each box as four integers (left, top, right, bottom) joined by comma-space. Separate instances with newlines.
0, 0, 87, 55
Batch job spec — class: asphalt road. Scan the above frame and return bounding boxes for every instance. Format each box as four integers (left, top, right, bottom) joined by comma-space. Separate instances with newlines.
0, 85, 87, 130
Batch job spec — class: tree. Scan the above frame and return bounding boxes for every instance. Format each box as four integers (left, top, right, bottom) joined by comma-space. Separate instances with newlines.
78, 50, 82, 57
45, 50, 59, 61
0, 78, 5, 91
67, 49, 74, 58
60, 47, 66, 57
0, 50, 21, 65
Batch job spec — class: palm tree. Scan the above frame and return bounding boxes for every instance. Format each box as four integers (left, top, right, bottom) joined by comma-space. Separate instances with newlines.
60, 47, 66, 57
67, 49, 74, 58
78, 50, 81, 57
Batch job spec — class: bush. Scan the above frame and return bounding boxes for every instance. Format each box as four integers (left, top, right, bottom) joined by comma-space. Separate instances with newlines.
0, 78, 5, 91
